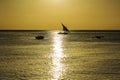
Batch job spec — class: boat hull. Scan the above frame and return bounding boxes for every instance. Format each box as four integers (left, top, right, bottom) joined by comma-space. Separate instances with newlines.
58, 32, 68, 34
35, 36, 44, 40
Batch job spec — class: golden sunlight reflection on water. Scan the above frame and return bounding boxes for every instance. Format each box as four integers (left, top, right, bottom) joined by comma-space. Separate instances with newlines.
51, 32, 66, 80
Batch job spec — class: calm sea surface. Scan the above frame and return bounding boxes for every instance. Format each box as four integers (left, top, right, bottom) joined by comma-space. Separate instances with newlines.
0, 30, 120, 80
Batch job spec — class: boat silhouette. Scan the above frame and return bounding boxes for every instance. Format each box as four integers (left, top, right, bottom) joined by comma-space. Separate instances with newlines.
58, 23, 70, 34
95, 36, 104, 39
92, 36, 104, 39
35, 36, 44, 40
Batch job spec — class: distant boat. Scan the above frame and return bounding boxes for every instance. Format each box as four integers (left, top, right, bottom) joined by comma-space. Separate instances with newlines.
95, 36, 104, 39
58, 23, 70, 34
35, 36, 44, 40
93, 36, 104, 39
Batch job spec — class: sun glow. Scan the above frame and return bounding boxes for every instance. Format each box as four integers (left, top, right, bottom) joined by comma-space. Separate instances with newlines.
44, 0, 66, 5
52, 0, 63, 3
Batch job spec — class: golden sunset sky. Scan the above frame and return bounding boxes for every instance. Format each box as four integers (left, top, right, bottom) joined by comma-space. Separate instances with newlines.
0, 0, 120, 30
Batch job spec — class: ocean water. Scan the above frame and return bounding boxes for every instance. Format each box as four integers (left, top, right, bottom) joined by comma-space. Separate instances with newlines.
0, 30, 120, 80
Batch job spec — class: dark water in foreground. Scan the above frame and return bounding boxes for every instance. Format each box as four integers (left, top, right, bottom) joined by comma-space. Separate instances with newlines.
0, 30, 120, 80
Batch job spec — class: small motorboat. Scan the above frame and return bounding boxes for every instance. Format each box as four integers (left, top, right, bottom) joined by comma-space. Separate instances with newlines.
95, 36, 104, 39
35, 36, 44, 40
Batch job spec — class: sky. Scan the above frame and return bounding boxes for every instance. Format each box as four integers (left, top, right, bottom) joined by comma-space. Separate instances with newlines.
0, 0, 120, 30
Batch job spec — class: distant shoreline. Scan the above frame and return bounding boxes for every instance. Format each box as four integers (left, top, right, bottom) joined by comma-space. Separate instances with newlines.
0, 30, 120, 32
